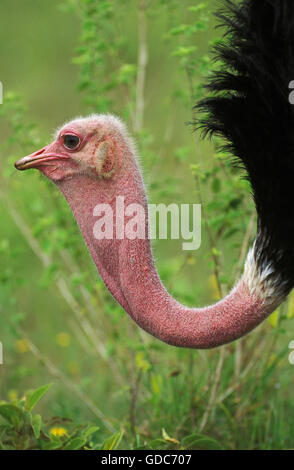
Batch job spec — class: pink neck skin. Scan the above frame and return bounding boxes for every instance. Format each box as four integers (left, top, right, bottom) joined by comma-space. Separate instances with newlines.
57, 159, 276, 349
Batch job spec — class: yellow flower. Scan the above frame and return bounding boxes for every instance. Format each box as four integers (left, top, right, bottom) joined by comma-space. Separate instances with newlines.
150, 373, 163, 395
208, 274, 221, 300
8, 390, 18, 401
187, 254, 196, 266
56, 332, 71, 347
135, 352, 151, 372
15, 338, 30, 353
50, 427, 68, 437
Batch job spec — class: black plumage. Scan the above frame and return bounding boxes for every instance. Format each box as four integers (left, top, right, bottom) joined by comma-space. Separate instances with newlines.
197, 0, 294, 295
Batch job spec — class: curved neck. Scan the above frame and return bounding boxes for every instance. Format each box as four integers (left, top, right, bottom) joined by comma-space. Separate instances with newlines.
57, 160, 279, 349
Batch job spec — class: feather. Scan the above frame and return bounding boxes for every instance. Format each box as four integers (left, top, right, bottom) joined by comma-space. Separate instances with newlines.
196, 0, 294, 295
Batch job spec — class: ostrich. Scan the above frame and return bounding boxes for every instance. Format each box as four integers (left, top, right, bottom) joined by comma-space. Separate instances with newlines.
15, 0, 294, 348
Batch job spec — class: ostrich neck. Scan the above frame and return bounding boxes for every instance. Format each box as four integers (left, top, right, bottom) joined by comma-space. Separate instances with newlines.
57, 161, 277, 349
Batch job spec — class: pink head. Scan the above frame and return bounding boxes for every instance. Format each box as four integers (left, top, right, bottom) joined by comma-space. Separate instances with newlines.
15, 114, 134, 183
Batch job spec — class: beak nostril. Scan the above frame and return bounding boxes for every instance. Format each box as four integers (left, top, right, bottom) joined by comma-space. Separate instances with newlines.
15, 147, 69, 171
32, 147, 47, 157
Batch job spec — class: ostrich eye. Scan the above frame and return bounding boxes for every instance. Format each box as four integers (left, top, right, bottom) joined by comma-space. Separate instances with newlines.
63, 134, 80, 150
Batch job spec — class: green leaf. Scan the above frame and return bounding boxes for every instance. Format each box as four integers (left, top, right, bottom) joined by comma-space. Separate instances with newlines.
162, 428, 180, 444
42, 440, 63, 450
83, 425, 100, 439
287, 292, 294, 319
118, 64, 136, 84
172, 46, 197, 57
149, 438, 168, 450
193, 437, 222, 450
268, 309, 279, 328
211, 178, 221, 193
64, 438, 87, 450
188, 3, 207, 13
23, 410, 32, 425
31, 414, 42, 439
0, 404, 23, 425
182, 433, 222, 450
25, 384, 52, 411
168, 24, 189, 36
102, 430, 123, 450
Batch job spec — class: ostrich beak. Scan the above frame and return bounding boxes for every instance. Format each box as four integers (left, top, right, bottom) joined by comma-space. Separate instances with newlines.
15, 147, 69, 170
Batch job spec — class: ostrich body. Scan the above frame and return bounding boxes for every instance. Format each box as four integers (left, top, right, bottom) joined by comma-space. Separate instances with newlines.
15, 0, 294, 348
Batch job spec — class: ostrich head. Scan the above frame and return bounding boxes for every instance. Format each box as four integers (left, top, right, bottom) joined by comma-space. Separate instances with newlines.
15, 115, 133, 183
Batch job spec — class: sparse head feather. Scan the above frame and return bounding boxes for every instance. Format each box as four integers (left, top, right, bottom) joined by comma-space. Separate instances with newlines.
53, 113, 138, 167
54, 114, 131, 143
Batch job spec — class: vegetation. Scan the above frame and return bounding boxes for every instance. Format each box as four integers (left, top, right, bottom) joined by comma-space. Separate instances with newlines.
0, 0, 294, 450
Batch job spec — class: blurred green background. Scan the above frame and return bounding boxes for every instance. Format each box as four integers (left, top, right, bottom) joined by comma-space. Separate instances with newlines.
0, 0, 294, 450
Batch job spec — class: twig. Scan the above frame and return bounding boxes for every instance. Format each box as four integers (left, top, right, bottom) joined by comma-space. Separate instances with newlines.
199, 345, 226, 432
193, 167, 223, 298
59, 248, 106, 327
216, 335, 268, 404
129, 370, 142, 438
134, 0, 148, 132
